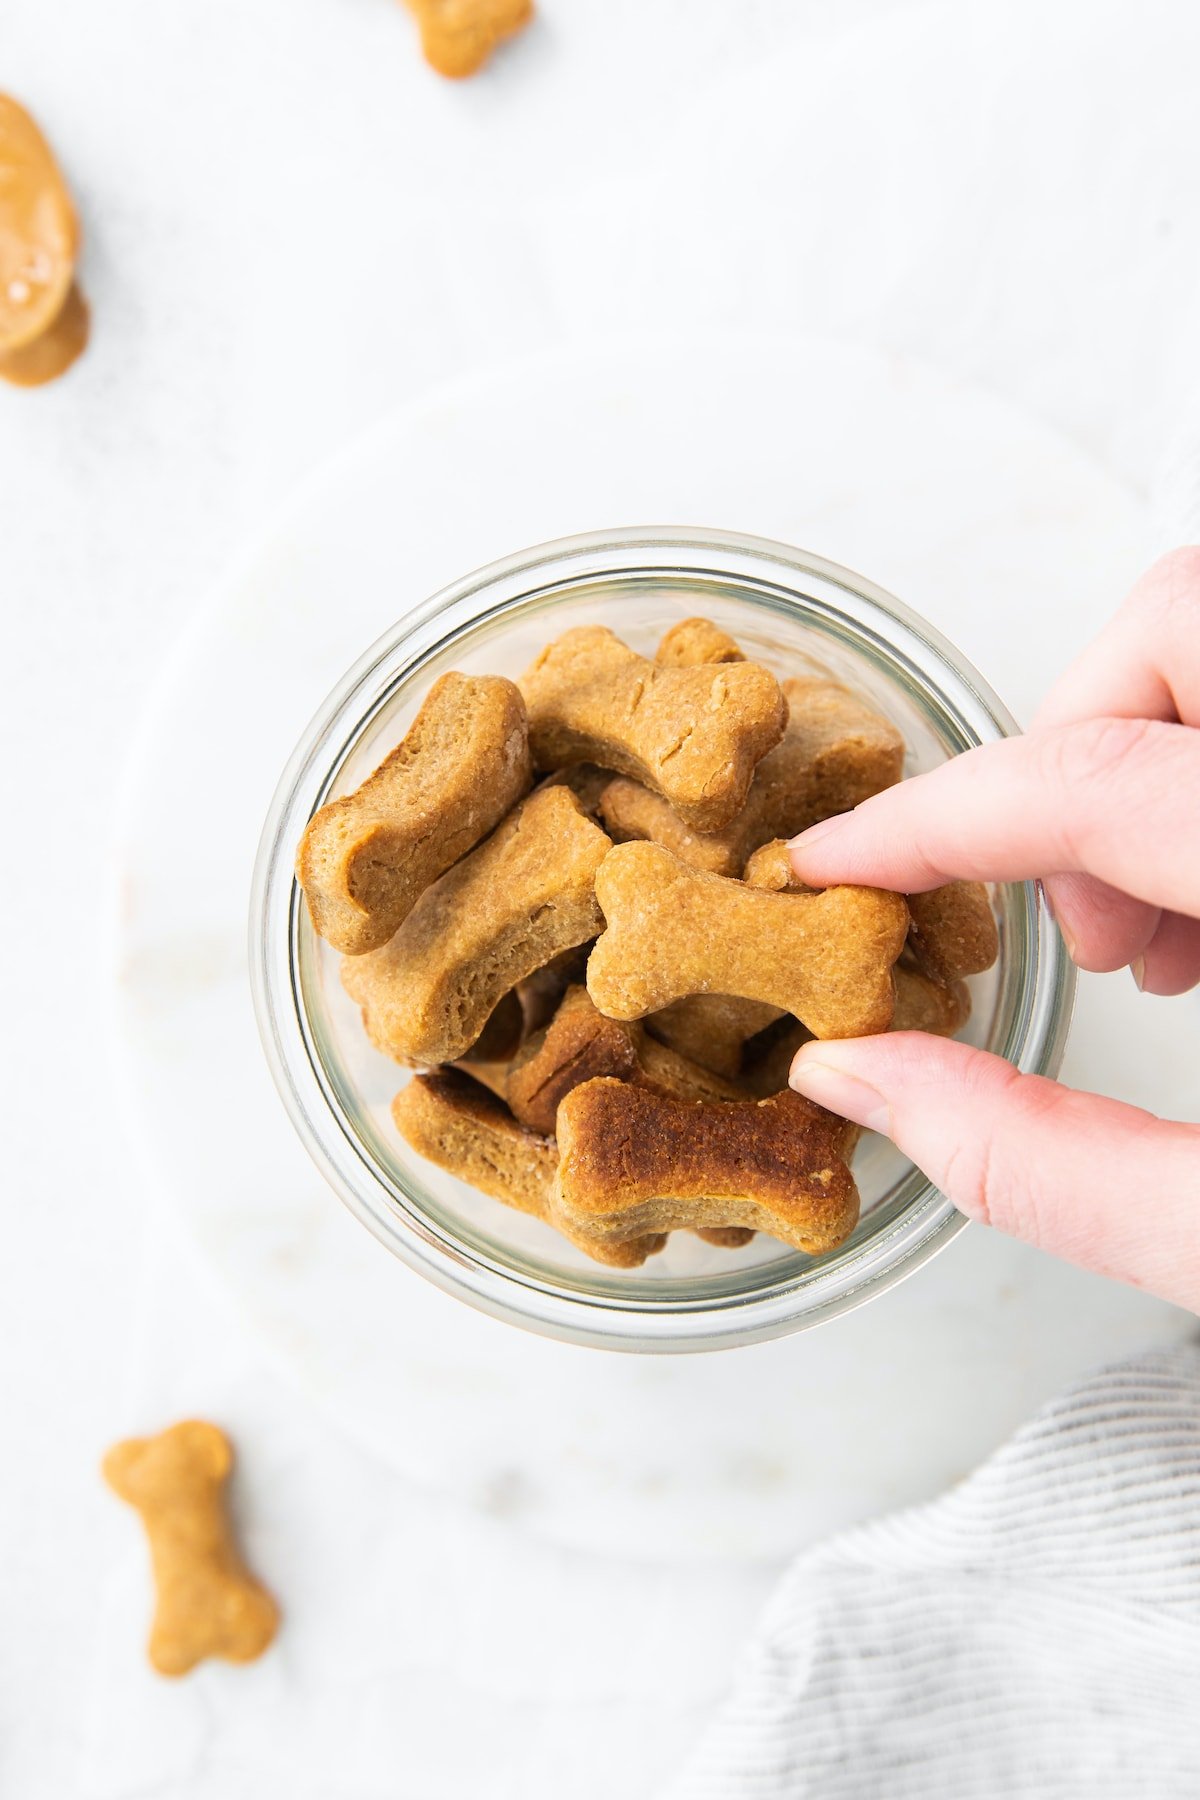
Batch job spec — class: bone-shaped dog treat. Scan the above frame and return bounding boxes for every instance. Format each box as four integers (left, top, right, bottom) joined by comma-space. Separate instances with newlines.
342, 785, 611, 1065
515, 943, 593, 1036
519, 626, 786, 833
599, 676, 904, 877
746, 836, 986, 1027
506, 984, 742, 1136
589, 841, 908, 1040
407, 0, 533, 79
906, 881, 999, 984
102, 1421, 278, 1677
298, 672, 531, 955
644, 992, 784, 1079
553, 1080, 860, 1255
655, 617, 745, 667
392, 1069, 665, 1267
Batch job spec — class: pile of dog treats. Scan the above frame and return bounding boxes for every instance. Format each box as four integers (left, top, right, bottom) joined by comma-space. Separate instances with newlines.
297, 616, 999, 1265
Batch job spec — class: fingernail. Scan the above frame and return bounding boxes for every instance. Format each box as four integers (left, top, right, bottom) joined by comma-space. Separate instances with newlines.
788, 1058, 894, 1136
786, 817, 844, 851
1130, 954, 1146, 992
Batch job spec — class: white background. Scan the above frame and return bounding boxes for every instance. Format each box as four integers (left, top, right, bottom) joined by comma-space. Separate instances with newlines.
3, 2, 1199, 1795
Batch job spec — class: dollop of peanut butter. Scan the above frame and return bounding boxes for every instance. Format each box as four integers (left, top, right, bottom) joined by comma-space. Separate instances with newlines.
0, 95, 88, 386
408, 0, 533, 79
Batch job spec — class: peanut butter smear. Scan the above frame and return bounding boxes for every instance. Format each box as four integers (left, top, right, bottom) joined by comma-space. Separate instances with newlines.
0, 95, 88, 386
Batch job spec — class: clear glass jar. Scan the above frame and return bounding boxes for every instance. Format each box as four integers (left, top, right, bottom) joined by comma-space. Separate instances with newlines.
250, 528, 1074, 1352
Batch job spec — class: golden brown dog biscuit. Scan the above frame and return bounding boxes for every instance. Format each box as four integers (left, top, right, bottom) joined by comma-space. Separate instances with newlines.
0, 95, 90, 388
906, 881, 999, 984
298, 672, 531, 955
342, 786, 610, 1065
588, 841, 908, 1039
655, 617, 745, 667
598, 676, 903, 876
519, 626, 786, 833
553, 1080, 860, 1255
406, 0, 532, 78
505, 985, 742, 1135
743, 837, 974, 1042
644, 992, 784, 1079
102, 1421, 278, 1677
392, 1069, 665, 1267
514, 944, 593, 1036
694, 1226, 758, 1248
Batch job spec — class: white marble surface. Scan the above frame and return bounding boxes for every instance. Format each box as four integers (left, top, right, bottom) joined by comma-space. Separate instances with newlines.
3, 2, 1200, 1796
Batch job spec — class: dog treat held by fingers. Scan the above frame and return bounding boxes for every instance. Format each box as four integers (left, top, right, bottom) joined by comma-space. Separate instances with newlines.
554, 1080, 860, 1255
655, 617, 745, 667
599, 676, 904, 876
519, 625, 786, 833
298, 673, 531, 954
588, 841, 908, 1039
906, 881, 999, 984
343, 786, 610, 1065
102, 1422, 278, 1677
645, 992, 784, 1078
406, 0, 533, 78
506, 985, 742, 1135
393, 1069, 665, 1267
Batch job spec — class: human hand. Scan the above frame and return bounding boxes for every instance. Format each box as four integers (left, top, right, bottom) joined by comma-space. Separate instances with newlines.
787, 548, 1200, 1312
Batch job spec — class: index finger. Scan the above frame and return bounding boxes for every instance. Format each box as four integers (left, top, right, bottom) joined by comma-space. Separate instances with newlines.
788, 715, 1200, 917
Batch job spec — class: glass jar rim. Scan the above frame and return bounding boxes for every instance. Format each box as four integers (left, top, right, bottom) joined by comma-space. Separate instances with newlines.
249, 526, 1074, 1353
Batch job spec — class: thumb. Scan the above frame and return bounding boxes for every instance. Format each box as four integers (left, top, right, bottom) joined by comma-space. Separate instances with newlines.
788, 1034, 1200, 1313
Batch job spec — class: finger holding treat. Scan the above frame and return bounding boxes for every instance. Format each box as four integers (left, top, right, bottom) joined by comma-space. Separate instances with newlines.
587, 840, 909, 1040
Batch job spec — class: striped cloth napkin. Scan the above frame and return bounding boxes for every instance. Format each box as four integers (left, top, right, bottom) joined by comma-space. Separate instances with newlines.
665, 1344, 1200, 1798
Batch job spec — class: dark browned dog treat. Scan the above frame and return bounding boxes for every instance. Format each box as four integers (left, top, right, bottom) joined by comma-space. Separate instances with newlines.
342, 786, 610, 1065
553, 1080, 860, 1256
519, 625, 786, 833
505, 985, 743, 1135
298, 672, 531, 954
392, 1069, 665, 1268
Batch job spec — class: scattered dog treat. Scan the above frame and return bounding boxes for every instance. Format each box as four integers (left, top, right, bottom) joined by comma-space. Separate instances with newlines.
655, 617, 745, 667
599, 675, 903, 876
520, 625, 786, 833
644, 992, 785, 1079
506, 984, 742, 1135
102, 1421, 278, 1677
342, 785, 610, 1064
553, 1080, 860, 1256
392, 1068, 665, 1266
588, 841, 909, 1039
906, 881, 999, 984
302, 612, 995, 1263
0, 95, 89, 387
405, 0, 533, 78
299, 672, 531, 955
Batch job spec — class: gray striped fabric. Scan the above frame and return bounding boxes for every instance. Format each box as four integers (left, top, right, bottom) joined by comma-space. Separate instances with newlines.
667, 1344, 1200, 1799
